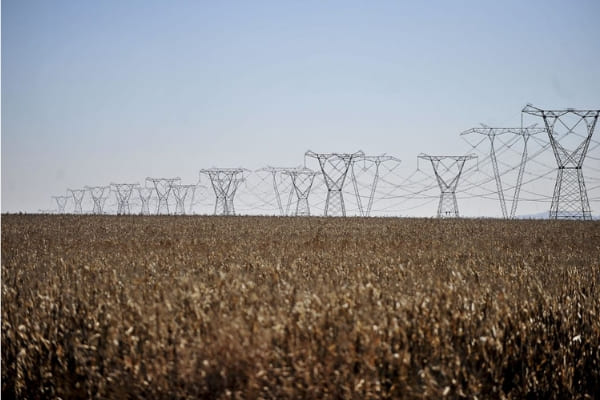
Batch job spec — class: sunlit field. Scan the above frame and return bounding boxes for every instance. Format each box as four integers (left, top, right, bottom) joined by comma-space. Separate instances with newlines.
2, 214, 599, 398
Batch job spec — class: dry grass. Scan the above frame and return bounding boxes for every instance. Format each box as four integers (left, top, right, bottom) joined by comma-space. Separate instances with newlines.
2, 214, 599, 399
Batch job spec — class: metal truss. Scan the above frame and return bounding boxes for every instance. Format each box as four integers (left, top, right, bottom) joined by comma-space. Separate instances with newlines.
350, 154, 402, 217
522, 105, 599, 220
461, 125, 546, 219
136, 185, 154, 215
68, 189, 86, 214
146, 177, 181, 214
188, 180, 208, 215
171, 184, 196, 215
257, 166, 299, 216
282, 167, 318, 216
200, 168, 248, 215
85, 186, 110, 214
52, 195, 69, 213
111, 183, 138, 215
305, 150, 365, 216
418, 154, 477, 218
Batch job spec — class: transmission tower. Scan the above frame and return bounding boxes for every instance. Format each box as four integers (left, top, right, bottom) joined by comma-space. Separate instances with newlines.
146, 177, 181, 214
171, 184, 196, 215
111, 183, 138, 215
417, 154, 477, 218
68, 189, 86, 214
282, 167, 318, 216
522, 105, 599, 220
305, 150, 365, 216
351, 154, 402, 217
461, 125, 546, 219
200, 168, 247, 215
85, 186, 110, 214
137, 185, 154, 215
52, 195, 69, 213
258, 166, 301, 215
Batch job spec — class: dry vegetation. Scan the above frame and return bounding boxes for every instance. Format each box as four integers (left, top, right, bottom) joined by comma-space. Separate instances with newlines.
2, 214, 600, 399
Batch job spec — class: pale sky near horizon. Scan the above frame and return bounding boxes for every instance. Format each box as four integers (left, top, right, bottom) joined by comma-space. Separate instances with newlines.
2, 0, 600, 215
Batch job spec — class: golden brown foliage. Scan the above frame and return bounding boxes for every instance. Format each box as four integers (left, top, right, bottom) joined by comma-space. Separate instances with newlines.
2, 215, 600, 399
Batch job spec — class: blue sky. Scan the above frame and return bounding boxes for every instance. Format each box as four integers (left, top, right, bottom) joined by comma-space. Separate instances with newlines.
2, 0, 599, 214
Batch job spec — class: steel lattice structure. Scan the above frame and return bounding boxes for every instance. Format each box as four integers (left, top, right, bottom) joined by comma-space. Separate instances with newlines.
418, 154, 477, 218
200, 168, 247, 215
461, 125, 546, 219
68, 189, 86, 214
257, 166, 299, 216
522, 105, 600, 220
111, 183, 138, 215
146, 177, 181, 214
136, 186, 154, 215
282, 167, 318, 216
351, 154, 402, 217
305, 150, 365, 216
52, 195, 69, 213
171, 184, 196, 215
85, 186, 110, 214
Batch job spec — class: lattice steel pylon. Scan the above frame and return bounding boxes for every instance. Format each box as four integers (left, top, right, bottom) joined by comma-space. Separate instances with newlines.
461, 125, 546, 219
258, 166, 298, 215
68, 189, 86, 214
172, 184, 196, 215
418, 154, 477, 218
522, 105, 599, 220
282, 167, 318, 216
111, 183, 138, 215
52, 195, 69, 213
350, 154, 402, 217
136, 185, 153, 215
146, 177, 181, 214
85, 186, 110, 214
200, 168, 247, 215
305, 150, 365, 216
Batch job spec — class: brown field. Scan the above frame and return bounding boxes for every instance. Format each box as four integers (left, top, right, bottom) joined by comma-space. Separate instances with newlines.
2, 214, 600, 399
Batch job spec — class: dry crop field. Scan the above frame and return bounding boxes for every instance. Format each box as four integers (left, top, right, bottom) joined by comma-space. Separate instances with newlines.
2, 214, 600, 399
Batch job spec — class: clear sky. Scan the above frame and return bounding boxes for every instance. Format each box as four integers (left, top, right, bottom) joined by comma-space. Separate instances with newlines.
2, 0, 599, 215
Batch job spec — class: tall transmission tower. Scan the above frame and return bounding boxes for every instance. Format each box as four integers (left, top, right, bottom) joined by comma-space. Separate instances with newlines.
146, 177, 181, 214
200, 168, 247, 215
350, 154, 402, 217
111, 183, 138, 215
188, 178, 209, 215
461, 125, 546, 219
85, 186, 110, 214
172, 184, 196, 215
68, 189, 86, 214
417, 154, 477, 218
305, 150, 365, 216
522, 105, 600, 220
52, 195, 69, 213
136, 185, 154, 215
257, 166, 298, 215
282, 167, 318, 216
